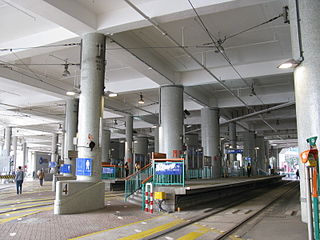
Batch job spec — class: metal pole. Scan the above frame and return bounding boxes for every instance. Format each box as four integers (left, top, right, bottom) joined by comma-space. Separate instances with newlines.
306, 166, 315, 240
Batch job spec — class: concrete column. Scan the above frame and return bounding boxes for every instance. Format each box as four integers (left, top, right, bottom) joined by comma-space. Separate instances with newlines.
125, 115, 133, 174
77, 33, 105, 182
101, 129, 111, 163
64, 98, 79, 176
133, 137, 148, 167
12, 136, 17, 171
289, 0, 320, 223
159, 85, 184, 158
0, 142, 3, 155
22, 141, 27, 169
153, 127, 159, 153
50, 133, 58, 173
264, 140, 270, 172
229, 122, 237, 165
243, 131, 255, 174
255, 136, 266, 174
4, 127, 12, 173
201, 107, 220, 178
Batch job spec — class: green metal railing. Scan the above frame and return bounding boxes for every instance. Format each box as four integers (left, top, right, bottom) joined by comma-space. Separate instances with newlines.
153, 159, 185, 186
101, 165, 122, 180
124, 163, 153, 201
186, 166, 212, 180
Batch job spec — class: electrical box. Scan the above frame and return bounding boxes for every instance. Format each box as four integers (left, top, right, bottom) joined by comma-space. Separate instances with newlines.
154, 192, 166, 200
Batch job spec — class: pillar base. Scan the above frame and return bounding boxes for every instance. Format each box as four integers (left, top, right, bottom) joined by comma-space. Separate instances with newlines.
52, 174, 76, 192
54, 180, 105, 214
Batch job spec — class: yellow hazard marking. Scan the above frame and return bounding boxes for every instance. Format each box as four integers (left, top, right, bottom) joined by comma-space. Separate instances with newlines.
117, 219, 186, 240
176, 225, 211, 240
68, 215, 164, 240
0, 202, 51, 211
0, 198, 53, 204
0, 206, 53, 217
0, 207, 53, 224
229, 235, 246, 240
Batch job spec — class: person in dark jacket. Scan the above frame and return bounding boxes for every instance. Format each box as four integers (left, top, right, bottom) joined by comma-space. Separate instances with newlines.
15, 166, 24, 194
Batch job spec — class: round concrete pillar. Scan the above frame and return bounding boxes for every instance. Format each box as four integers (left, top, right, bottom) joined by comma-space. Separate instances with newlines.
50, 133, 58, 173
153, 127, 159, 153
133, 137, 148, 155
201, 107, 221, 178
101, 129, 111, 163
159, 85, 184, 158
77, 33, 106, 181
12, 136, 17, 171
64, 98, 78, 176
289, 0, 320, 223
125, 115, 133, 174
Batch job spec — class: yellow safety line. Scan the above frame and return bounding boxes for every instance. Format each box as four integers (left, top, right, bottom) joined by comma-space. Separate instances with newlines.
0, 207, 53, 224
117, 219, 186, 240
176, 226, 210, 240
0, 202, 51, 211
68, 215, 164, 240
0, 211, 41, 224
0, 206, 53, 216
0, 197, 53, 204
0, 200, 53, 207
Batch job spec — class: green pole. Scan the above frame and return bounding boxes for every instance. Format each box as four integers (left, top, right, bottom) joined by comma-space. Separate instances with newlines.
313, 197, 319, 240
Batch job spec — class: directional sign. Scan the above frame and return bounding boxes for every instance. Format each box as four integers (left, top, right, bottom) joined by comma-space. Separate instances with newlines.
48, 161, 57, 168
76, 158, 92, 176
226, 149, 243, 154
60, 164, 71, 174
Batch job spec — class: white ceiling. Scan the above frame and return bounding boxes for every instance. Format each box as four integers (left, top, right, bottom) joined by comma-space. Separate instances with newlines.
0, 0, 297, 151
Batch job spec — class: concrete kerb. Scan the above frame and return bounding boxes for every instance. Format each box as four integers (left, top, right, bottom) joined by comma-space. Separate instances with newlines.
54, 180, 105, 215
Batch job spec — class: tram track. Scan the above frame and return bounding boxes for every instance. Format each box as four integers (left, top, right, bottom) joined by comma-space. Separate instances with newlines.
144, 181, 298, 240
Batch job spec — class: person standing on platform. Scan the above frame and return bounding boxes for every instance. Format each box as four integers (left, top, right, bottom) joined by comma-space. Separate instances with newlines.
247, 163, 252, 177
15, 166, 24, 194
124, 162, 129, 177
37, 169, 45, 186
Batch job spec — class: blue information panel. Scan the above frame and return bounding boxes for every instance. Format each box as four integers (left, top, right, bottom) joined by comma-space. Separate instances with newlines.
102, 167, 114, 174
76, 158, 92, 176
226, 149, 243, 154
155, 162, 183, 175
245, 157, 252, 161
48, 162, 57, 168
60, 164, 71, 173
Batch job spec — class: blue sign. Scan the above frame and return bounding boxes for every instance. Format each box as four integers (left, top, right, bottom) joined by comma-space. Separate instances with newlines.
48, 161, 57, 168
226, 149, 243, 154
76, 158, 92, 176
155, 162, 183, 175
245, 157, 252, 161
102, 167, 114, 174
60, 164, 71, 173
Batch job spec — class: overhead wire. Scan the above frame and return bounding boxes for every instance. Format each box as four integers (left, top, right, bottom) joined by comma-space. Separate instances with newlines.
187, 0, 280, 134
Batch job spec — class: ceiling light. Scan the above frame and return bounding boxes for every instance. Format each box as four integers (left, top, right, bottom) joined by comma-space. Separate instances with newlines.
57, 124, 64, 133
114, 119, 118, 125
66, 91, 76, 96
151, 125, 158, 128
277, 59, 301, 69
138, 93, 144, 104
108, 92, 118, 97
62, 63, 71, 77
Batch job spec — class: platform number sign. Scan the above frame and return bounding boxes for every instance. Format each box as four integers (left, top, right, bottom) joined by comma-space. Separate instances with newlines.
62, 183, 69, 196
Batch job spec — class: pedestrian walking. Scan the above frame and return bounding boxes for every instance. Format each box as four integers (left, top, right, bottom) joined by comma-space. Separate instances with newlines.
15, 166, 24, 194
37, 169, 45, 186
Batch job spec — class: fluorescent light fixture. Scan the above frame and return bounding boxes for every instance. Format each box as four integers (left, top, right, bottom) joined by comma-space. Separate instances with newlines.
277, 59, 301, 69
151, 125, 158, 128
108, 92, 118, 97
66, 91, 76, 96
254, 147, 260, 150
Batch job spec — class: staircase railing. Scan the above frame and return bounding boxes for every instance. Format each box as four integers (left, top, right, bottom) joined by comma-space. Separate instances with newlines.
124, 163, 153, 200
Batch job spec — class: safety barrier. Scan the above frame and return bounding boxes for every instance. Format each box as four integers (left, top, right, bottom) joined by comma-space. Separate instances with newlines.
144, 182, 154, 213
153, 159, 185, 186
186, 166, 212, 180
0, 175, 15, 179
101, 165, 123, 180
124, 163, 153, 201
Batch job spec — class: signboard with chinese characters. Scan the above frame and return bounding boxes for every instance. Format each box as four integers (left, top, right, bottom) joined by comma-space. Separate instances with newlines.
155, 162, 183, 175
102, 167, 114, 174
